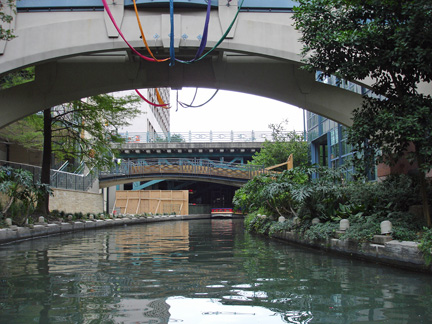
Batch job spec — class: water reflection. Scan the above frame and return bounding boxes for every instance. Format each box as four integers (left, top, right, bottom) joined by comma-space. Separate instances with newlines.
0, 219, 431, 323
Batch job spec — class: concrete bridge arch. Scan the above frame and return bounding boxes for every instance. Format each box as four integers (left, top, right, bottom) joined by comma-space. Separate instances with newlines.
0, 0, 367, 128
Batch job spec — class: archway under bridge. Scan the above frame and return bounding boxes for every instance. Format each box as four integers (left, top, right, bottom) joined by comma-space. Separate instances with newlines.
0, 0, 371, 128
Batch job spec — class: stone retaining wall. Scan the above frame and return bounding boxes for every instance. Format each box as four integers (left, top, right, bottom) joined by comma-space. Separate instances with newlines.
0, 214, 210, 245
49, 188, 103, 214
272, 230, 431, 273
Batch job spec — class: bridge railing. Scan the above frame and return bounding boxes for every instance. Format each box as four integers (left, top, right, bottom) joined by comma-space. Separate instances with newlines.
16, 1, 298, 12
119, 131, 303, 143
0, 160, 97, 191
101, 158, 272, 180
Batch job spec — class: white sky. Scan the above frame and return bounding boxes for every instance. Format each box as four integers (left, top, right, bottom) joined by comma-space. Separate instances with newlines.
170, 88, 306, 133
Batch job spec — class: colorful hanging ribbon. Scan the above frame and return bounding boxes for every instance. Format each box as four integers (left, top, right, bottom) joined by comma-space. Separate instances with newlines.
102, 0, 157, 62
156, 88, 171, 109
132, 0, 169, 62
178, 89, 219, 108
104, 0, 245, 66
169, 0, 175, 66
175, 0, 212, 64
135, 89, 170, 108
193, 0, 245, 63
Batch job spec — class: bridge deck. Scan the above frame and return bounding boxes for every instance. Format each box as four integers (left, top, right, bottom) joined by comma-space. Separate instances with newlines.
99, 158, 273, 187
17, 0, 298, 11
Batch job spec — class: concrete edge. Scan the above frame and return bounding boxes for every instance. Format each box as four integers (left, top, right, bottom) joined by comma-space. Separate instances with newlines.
0, 214, 211, 245
272, 230, 432, 273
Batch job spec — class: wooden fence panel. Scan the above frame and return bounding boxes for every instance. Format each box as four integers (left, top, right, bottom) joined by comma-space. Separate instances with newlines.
114, 190, 189, 215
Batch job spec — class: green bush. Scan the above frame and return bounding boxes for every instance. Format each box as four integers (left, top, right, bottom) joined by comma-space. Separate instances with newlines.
239, 167, 432, 245
339, 214, 380, 242
418, 227, 432, 266
73, 212, 84, 220
269, 219, 294, 237
245, 213, 273, 235
304, 222, 339, 241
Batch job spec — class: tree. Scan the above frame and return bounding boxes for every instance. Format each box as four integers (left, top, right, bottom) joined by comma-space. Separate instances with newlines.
249, 120, 308, 170
1, 93, 141, 215
0, 0, 15, 41
293, 0, 432, 226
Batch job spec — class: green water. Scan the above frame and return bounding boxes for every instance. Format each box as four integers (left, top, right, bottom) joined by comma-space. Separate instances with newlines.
0, 219, 431, 323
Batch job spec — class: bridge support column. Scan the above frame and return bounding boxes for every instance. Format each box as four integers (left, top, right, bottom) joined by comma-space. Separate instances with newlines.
218, 0, 239, 39
104, 0, 124, 38
161, 14, 182, 49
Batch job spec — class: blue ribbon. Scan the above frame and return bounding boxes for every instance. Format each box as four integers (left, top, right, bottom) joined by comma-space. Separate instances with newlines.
169, 0, 175, 66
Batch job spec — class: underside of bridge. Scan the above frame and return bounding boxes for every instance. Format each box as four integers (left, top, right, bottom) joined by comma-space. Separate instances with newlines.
105, 177, 241, 214
0, 0, 370, 129
127, 179, 238, 210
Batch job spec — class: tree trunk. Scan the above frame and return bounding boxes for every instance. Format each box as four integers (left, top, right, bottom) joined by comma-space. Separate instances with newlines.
416, 151, 431, 227
39, 108, 52, 216
419, 171, 431, 227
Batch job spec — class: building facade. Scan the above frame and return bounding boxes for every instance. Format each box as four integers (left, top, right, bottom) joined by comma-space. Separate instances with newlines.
307, 74, 376, 180
120, 88, 171, 141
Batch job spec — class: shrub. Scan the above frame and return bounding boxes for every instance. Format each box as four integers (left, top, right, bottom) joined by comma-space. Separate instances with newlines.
339, 214, 380, 242
269, 219, 295, 237
304, 222, 339, 241
245, 212, 273, 235
419, 227, 432, 266
74, 212, 84, 220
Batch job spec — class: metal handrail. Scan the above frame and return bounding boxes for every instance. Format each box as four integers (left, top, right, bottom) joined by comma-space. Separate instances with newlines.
0, 160, 96, 191
119, 130, 304, 144
101, 158, 272, 180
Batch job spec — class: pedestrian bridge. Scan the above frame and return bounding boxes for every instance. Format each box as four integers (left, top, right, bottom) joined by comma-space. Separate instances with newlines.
99, 158, 271, 187
0, 0, 371, 128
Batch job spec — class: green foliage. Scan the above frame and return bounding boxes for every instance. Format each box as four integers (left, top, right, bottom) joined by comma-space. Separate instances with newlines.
0, 166, 51, 225
269, 219, 295, 237
293, 0, 432, 224
304, 222, 339, 241
293, 0, 432, 92
419, 227, 432, 266
249, 120, 308, 170
345, 175, 422, 218
233, 166, 310, 218
388, 211, 422, 242
0, 67, 35, 90
1, 93, 141, 178
50, 210, 61, 219
0, 0, 15, 41
244, 212, 273, 235
295, 166, 350, 221
73, 212, 84, 220
339, 214, 380, 243
0, 113, 43, 150
240, 167, 430, 244
48, 94, 141, 171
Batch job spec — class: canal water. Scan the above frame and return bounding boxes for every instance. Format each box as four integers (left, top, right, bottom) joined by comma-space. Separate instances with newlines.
0, 219, 432, 324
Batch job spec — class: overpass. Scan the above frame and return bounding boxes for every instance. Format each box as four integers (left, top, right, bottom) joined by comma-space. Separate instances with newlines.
115, 130, 282, 162
99, 158, 271, 188
111, 130, 286, 189
0, 0, 372, 129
